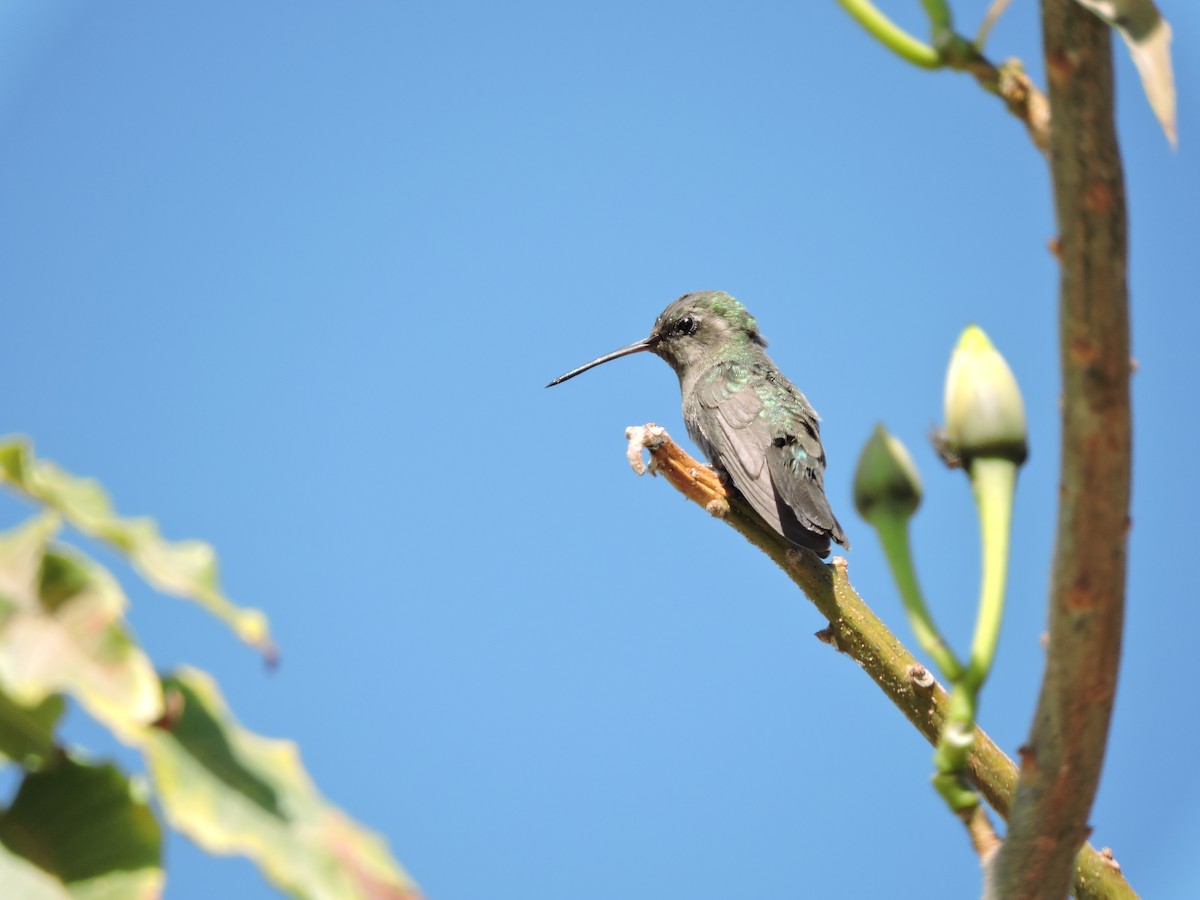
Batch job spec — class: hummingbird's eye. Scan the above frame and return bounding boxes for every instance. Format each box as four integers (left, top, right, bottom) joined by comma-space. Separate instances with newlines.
673, 316, 698, 336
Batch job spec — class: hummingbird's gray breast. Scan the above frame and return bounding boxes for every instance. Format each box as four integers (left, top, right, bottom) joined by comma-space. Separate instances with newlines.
683, 359, 848, 556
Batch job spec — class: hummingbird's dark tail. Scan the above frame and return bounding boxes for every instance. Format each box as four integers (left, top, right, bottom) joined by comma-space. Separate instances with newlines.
776, 495, 849, 558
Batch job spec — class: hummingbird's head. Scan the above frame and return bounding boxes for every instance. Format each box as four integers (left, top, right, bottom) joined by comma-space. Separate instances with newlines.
545, 291, 766, 388
647, 291, 767, 375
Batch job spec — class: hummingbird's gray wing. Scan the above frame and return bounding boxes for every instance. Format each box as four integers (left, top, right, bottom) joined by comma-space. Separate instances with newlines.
692, 362, 847, 556
761, 404, 848, 554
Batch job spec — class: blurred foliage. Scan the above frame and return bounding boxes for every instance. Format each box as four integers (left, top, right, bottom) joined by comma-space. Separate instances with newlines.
0, 437, 421, 899
0, 438, 275, 661
1073, 0, 1176, 145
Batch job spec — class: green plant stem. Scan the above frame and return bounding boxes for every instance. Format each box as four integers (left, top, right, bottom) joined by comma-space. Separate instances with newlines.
964, 458, 1017, 691
871, 514, 962, 681
919, 0, 955, 42
836, 0, 942, 68
932, 682, 980, 811
919, 0, 980, 64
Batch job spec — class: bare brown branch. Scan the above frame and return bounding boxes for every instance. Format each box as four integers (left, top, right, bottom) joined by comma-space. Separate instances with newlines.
979, 2, 1134, 894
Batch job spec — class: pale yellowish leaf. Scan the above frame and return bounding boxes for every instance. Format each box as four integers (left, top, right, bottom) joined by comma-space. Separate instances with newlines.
0, 437, 275, 661
0, 515, 162, 738
143, 668, 421, 900
1074, 0, 1176, 146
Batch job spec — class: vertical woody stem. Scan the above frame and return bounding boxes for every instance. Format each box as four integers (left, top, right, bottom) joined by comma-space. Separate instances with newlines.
992, 1, 1131, 895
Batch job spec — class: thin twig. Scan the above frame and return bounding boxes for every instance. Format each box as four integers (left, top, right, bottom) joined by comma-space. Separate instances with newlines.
976, 0, 1015, 48
835, 0, 1051, 150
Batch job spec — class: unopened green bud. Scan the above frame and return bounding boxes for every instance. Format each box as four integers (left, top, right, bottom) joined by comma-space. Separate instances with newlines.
943, 325, 1028, 466
854, 424, 923, 521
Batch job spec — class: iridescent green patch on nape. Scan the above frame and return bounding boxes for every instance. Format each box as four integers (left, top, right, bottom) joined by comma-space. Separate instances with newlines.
707, 292, 761, 341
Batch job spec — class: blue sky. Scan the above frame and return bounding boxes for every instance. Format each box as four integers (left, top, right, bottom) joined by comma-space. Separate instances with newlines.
1, 2, 1197, 897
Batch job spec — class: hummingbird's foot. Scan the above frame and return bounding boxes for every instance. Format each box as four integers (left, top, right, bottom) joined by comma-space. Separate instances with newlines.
624, 424, 729, 517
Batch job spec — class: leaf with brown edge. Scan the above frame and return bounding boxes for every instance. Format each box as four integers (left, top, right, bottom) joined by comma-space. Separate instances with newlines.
0, 437, 275, 661
143, 667, 421, 900
0, 515, 162, 739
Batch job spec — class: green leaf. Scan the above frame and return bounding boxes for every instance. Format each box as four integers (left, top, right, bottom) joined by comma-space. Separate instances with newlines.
0, 688, 64, 769
144, 668, 422, 900
0, 515, 163, 738
0, 755, 163, 897
0, 437, 275, 661
1074, 0, 1176, 146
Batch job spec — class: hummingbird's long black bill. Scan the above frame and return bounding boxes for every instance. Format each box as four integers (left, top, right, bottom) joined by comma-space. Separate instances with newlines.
545, 337, 656, 387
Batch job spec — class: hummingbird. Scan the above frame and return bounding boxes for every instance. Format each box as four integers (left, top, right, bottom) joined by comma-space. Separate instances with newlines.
547, 291, 848, 557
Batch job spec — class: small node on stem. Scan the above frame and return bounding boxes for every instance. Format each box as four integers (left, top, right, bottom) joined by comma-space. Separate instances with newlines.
815, 625, 841, 651
908, 663, 936, 692
1017, 744, 1038, 774
704, 498, 730, 518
